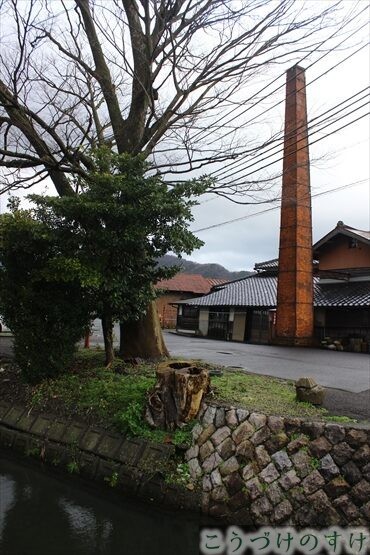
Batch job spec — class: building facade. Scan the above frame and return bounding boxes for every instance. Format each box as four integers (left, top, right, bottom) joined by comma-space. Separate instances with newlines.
175, 222, 370, 352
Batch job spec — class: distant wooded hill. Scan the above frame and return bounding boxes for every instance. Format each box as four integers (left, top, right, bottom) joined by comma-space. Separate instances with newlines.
157, 254, 253, 280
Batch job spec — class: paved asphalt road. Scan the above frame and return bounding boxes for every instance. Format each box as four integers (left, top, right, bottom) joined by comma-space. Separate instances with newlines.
163, 331, 370, 394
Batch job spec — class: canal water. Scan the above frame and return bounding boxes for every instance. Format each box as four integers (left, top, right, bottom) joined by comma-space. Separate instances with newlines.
0, 454, 200, 555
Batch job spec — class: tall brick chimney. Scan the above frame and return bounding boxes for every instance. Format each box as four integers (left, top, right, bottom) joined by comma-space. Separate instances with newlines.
275, 65, 313, 346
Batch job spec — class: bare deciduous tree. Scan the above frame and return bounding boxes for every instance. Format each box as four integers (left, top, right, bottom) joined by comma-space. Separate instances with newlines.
0, 0, 364, 357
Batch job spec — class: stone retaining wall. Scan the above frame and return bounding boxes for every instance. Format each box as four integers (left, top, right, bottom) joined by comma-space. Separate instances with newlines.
185, 404, 370, 527
0, 401, 199, 513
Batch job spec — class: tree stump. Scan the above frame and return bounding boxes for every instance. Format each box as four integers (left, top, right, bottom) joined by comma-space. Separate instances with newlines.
145, 361, 210, 430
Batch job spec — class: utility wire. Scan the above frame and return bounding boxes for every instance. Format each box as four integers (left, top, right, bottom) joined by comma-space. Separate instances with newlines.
192, 179, 368, 233
212, 86, 370, 181
191, 6, 369, 145
218, 109, 369, 188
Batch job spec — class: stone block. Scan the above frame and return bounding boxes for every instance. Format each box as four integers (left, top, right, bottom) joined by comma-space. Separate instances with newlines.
0, 427, 17, 448
63, 422, 86, 444
353, 444, 370, 466
250, 495, 273, 517
225, 409, 238, 429
249, 412, 266, 430
138, 443, 174, 470
324, 424, 345, 445
211, 485, 228, 503
302, 470, 325, 495
191, 423, 203, 441
272, 449, 292, 471
14, 412, 37, 433
203, 475, 212, 492
202, 451, 222, 474
220, 456, 239, 477
342, 461, 362, 486
232, 421, 254, 445
242, 462, 257, 482
95, 459, 120, 482
47, 420, 68, 442
345, 428, 367, 447
203, 406, 216, 426
291, 449, 311, 478
255, 445, 271, 469
319, 454, 340, 480
0, 402, 11, 421
228, 490, 248, 511
199, 440, 214, 462
279, 469, 301, 491
350, 479, 370, 504
266, 481, 284, 506
216, 437, 235, 460
79, 429, 102, 452
273, 499, 293, 523
188, 457, 202, 480
223, 471, 244, 496
296, 377, 325, 406
324, 476, 350, 499
333, 494, 360, 522
185, 444, 199, 462
2, 406, 26, 427
250, 426, 270, 446
235, 439, 254, 461
287, 435, 309, 454
211, 426, 230, 447
331, 442, 354, 466
308, 490, 340, 526
236, 409, 249, 423
116, 438, 145, 466
198, 424, 216, 446
287, 486, 306, 509
215, 408, 225, 428
30, 415, 52, 437
210, 468, 223, 487
96, 433, 124, 459
301, 421, 325, 439
309, 436, 332, 458
244, 477, 262, 500
265, 432, 288, 453
259, 463, 279, 484
267, 415, 284, 433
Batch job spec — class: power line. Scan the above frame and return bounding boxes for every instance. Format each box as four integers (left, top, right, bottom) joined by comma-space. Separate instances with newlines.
212, 86, 370, 181
192, 179, 368, 233
191, 6, 369, 146
217, 109, 370, 189
204, 37, 369, 151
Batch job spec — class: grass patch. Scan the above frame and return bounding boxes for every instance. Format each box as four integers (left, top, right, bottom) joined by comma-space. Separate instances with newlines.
210, 371, 330, 419
29, 350, 195, 445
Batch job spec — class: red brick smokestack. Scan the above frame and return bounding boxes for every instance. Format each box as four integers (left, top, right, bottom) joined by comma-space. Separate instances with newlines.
275, 65, 313, 346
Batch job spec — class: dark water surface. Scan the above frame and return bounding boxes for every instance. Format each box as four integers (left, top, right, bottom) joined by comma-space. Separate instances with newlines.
0, 454, 200, 555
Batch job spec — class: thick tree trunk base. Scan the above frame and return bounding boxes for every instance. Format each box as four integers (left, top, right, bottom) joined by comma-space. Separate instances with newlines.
119, 301, 169, 359
145, 361, 209, 430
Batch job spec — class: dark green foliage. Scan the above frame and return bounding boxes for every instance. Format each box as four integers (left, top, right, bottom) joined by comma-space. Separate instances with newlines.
0, 151, 208, 375
0, 211, 92, 383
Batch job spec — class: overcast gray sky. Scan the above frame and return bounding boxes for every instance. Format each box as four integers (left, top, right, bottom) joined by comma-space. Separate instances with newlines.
189, 26, 370, 271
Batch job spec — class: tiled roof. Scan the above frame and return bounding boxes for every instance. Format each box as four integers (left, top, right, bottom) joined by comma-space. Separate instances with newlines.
207, 278, 228, 288
177, 275, 370, 308
314, 281, 370, 307
313, 221, 370, 252
155, 273, 214, 294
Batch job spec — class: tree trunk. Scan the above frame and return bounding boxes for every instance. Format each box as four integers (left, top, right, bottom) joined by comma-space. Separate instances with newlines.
119, 300, 169, 359
145, 361, 209, 430
101, 311, 114, 366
